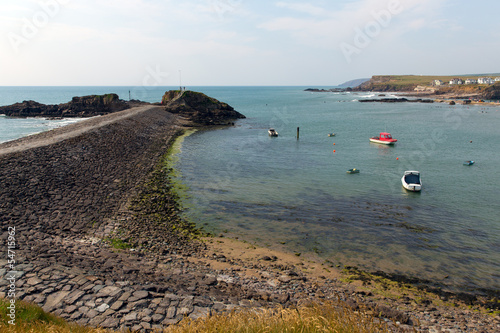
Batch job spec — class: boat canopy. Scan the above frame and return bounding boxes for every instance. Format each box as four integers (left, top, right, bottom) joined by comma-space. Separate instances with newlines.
380, 132, 392, 139
404, 171, 421, 184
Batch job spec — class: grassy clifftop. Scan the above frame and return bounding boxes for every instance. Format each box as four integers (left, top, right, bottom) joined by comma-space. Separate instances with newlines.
355, 75, 500, 96
356, 75, 445, 91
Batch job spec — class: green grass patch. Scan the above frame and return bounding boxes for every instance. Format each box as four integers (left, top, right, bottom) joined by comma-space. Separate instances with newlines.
0, 298, 110, 332
0, 298, 65, 326
105, 237, 132, 250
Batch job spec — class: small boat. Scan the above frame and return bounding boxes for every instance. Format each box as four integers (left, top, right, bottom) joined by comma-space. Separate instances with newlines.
328, 133, 335, 137
369, 132, 397, 145
402, 171, 421, 192
268, 128, 278, 137
346, 168, 359, 174
463, 160, 474, 166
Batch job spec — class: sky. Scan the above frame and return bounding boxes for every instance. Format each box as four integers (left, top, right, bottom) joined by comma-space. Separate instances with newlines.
0, 0, 499, 86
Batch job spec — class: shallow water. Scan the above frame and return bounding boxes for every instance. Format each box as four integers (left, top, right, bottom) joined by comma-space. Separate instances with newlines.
175, 87, 500, 292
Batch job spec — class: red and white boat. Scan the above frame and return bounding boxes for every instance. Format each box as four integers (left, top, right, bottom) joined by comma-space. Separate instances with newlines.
369, 132, 397, 145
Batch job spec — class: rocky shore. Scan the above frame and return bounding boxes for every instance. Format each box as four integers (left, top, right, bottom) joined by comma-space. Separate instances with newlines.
0, 97, 498, 332
0, 94, 132, 118
358, 98, 434, 103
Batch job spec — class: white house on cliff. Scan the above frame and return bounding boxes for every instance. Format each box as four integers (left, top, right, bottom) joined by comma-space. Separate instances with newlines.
478, 77, 494, 84
449, 78, 463, 85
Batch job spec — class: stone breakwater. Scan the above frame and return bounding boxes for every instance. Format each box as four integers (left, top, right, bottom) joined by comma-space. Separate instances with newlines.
0, 105, 304, 331
0, 105, 498, 332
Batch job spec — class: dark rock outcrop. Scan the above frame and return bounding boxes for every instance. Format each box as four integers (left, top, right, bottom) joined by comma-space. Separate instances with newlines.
481, 83, 500, 100
161, 90, 245, 125
0, 94, 130, 118
359, 98, 434, 103
304, 88, 346, 92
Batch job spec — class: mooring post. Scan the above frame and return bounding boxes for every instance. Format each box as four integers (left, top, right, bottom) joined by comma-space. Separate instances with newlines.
297, 127, 300, 140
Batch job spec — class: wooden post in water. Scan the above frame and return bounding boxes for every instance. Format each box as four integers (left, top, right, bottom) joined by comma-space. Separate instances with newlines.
297, 127, 300, 140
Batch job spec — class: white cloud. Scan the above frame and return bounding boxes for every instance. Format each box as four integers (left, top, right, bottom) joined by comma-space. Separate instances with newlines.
206, 30, 238, 40
258, 0, 454, 48
275, 2, 329, 16
0, 0, 497, 85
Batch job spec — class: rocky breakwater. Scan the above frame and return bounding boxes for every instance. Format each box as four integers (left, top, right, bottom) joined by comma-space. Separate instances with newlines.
162, 90, 245, 125
0, 93, 130, 118
0, 95, 281, 331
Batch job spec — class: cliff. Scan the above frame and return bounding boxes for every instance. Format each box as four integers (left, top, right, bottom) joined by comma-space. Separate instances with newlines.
481, 82, 500, 100
354, 75, 500, 100
0, 94, 130, 118
162, 90, 245, 125
354, 75, 421, 92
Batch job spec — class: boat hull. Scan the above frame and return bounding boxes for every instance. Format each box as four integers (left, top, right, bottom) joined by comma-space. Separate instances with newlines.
402, 180, 421, 192
369, 138, 396, 145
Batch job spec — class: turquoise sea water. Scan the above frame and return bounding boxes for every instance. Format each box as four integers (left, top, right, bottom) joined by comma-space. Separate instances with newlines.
1, 86, 499, 293
174, 87, 500, 293
0, 86, 167, 143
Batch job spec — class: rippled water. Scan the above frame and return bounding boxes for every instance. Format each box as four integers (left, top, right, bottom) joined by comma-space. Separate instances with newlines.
175, 87, 500, 292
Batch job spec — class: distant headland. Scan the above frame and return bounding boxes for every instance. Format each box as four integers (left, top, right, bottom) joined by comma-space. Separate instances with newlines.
305, 74, 500, 101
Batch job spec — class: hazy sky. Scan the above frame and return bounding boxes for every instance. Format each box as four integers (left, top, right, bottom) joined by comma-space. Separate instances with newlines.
1, 0, 499, 86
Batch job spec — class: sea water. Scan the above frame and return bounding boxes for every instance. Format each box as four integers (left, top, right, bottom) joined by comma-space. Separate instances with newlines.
2, 86, 499, 292
0, 86, 167, 143
174, 87, 500, 293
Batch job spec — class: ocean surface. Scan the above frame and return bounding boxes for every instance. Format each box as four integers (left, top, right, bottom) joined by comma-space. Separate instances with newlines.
0, 86, 166, 143
2, 86, 499, 293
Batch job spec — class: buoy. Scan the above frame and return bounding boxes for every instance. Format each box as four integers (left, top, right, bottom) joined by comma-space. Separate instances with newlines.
333, 150, 336, 153
333, 143, 336, 145
396, 157, 399, 160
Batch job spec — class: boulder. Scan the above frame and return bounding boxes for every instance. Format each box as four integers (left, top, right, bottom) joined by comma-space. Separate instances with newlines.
161, 90, 245, 125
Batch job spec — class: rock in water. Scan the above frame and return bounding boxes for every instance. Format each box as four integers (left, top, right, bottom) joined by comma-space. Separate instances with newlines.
161, 90, 245, 125
0, 94, 129, 118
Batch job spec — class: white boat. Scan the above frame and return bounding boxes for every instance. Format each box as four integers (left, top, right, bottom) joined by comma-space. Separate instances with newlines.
402, 171, 421, 192
268, 128, 278, 137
